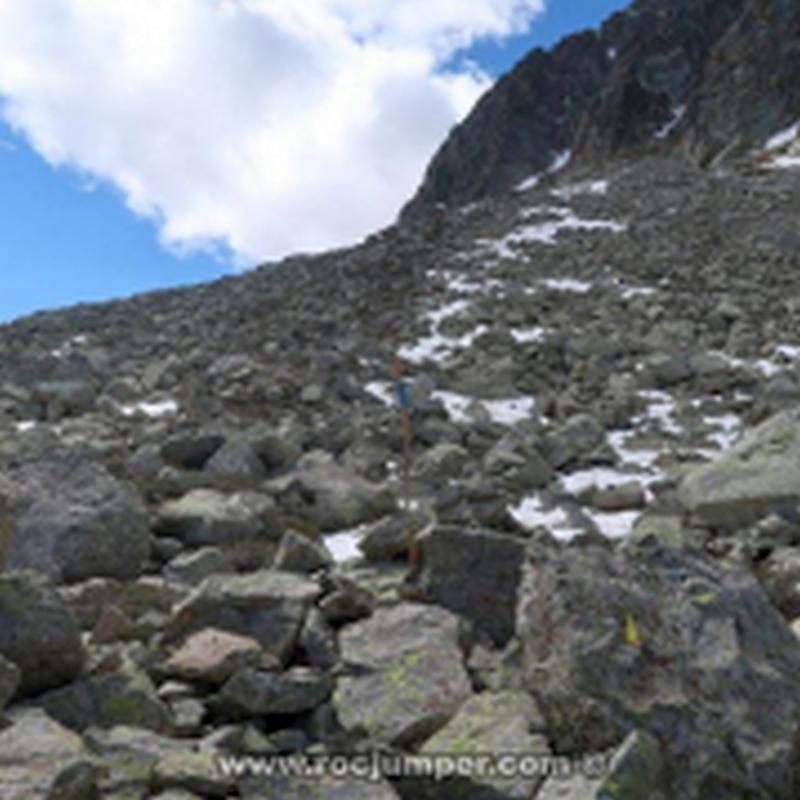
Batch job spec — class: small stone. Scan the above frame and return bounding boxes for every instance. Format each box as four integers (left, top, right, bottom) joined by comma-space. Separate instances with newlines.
91, 605, 135, 645
165, 628, 269, 686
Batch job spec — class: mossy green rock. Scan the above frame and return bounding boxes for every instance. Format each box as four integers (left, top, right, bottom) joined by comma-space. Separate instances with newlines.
0, 709, 90, 799
38, 667, 171, 733
334, 603, 472, 746
414, 691, 550, 799
536, 730, 662, 800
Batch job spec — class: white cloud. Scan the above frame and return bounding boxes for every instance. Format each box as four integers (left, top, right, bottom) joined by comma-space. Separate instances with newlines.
0, 0, 544, 264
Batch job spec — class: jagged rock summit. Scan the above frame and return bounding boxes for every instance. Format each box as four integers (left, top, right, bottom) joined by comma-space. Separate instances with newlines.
402, 0, 800, 219
1, 0, 800, 797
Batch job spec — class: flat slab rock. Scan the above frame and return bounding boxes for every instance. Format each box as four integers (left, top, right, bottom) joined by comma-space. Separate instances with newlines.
165, 570, 320, 665
164, 627, 270, 685
333, 602, 472, 747
678, 407, 800, 528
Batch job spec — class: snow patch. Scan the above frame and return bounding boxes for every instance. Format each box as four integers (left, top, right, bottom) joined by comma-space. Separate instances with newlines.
483, 397, 536, 425
432, 390, 474, 423
765, 121, 800, 151
704, 413, 741, 450
551, 179, 609, 200
511, 327, 547, 344
655, 105, 686, 140
120, 399, 179, 418
586, 510, 640, 539
772, 155, 800, 170
325, 526, 367, 563
508, 496, 583, 542
515, 174, 542, 192
638, 390, 682, 436
541, 278, 593, 294
513, 150, 572, 193
365, 382, 394, 406
619, 284, 657, 300
561, 467, 641, 496
433, 390, 535, 426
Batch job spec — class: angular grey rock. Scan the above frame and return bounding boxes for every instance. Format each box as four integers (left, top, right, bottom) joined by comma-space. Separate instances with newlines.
757, 546, 800, 619
297, 607, 338, 671
155, 489, 282, 546
0, 652, 20, 711
273, 451, 396, 532
33, 379, 96, 421
165, 570, 320, 665
0, 709, 91, 800
4, 447, 151, 583
160, 432, 226, 470
203, 438, 267, 484
163, 547, 237, 584
0, 571, 84, 696
164, 628, 269, 685
584, 480, 646, 512
218, 666, 332, 716
0, 477, 13, 572
418, 526, 527, 646
334, 603, 472, 746
410, 691, 550, 800
152, 749, 235, 798
358, 514, 414, 562
543, 414, 606, 469
38, 665, 171, 733
484, 436, 553, 491
86, 725, 234, 798
678, 407, 800, 528
535, 730, 662, 800
273, 529, 332, 573
517, 543, 800, 798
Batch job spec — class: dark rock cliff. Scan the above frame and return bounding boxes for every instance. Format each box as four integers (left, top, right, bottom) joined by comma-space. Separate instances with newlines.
401, 0, 799, 219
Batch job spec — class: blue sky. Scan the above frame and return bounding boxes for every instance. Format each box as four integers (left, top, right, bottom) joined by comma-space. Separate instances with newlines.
0, 1, 629, 323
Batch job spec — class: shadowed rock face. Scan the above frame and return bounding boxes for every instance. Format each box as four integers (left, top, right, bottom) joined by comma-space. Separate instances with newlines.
401, 0, 800, 219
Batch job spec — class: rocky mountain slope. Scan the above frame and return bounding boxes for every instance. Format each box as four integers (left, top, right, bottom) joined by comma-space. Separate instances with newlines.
402, 0, 800, 219
1, 4, 800, 799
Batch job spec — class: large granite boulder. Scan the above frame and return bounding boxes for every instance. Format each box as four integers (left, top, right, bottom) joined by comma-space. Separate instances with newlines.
0, 571, 84, 696
334, 603, 472, 747
516, 543, 800, 798
678, 407, 800, 528
407, 691, 551, 800
4, 447, 150, 583
417, 526, 528, 646
272, 451, 396, 532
